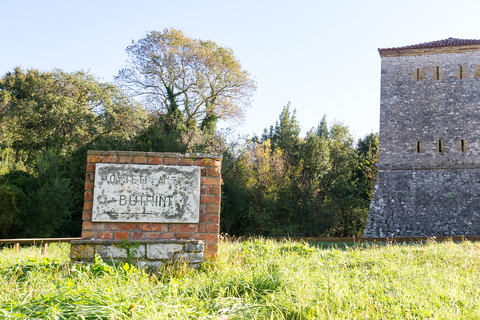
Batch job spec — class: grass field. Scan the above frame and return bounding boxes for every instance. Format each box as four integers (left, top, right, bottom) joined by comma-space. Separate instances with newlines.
0, 239, 479, 319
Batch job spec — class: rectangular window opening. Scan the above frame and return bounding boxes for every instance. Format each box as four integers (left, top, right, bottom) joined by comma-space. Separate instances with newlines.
435, 67, 440, 80
475, 65, 480, 79
415, 68, 420, 81
459, 66, 464, 79
461, 139, 465, 152
438, 139, 443, 152
416, 141, 421, 153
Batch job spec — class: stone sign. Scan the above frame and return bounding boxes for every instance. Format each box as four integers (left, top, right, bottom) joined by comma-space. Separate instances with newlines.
92, 163, 200, 223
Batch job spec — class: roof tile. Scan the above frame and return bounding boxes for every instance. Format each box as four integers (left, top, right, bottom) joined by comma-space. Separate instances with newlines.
379, 38, 480, 54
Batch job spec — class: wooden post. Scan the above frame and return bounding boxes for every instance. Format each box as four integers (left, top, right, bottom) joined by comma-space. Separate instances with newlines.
41, 242, 48, 255
14, 242, 20, 251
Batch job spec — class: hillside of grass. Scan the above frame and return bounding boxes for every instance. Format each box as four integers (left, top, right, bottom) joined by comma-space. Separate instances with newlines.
0, 239, 479, 319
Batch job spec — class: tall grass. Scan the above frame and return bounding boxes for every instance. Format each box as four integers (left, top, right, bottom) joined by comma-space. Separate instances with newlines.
0, 239, 479, 319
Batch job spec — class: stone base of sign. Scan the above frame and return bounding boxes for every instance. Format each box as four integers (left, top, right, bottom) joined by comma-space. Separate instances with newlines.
70, 239, 204, 268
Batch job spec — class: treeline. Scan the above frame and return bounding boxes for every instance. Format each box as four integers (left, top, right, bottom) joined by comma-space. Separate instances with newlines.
0, 29, 378, 238
222, 104, 378, 237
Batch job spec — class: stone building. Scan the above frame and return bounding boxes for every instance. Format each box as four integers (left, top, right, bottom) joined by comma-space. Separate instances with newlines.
364, 38, 480, 237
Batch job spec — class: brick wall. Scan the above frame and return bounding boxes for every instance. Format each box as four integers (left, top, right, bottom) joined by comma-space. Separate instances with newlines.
82, 151, 221, 258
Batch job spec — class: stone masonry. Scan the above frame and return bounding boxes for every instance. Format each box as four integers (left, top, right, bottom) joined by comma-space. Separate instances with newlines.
365, 38, 480, 237
71, 239, 204, 268
70, 150, 222, 267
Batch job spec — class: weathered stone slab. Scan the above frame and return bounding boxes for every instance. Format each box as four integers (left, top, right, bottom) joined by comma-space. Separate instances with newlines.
92, 164, 200, 223
137, 261, 163, 269
174, 252, 204, 263
70, 244, 95, 259
96, 244, 145, 259
185, 241, 204, 252
146, 243, 183, 260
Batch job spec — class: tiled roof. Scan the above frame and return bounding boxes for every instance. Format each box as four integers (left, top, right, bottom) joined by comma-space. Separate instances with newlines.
379, 38, 480, 55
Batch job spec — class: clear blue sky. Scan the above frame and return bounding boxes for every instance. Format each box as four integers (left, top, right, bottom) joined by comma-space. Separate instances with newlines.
1, 0, 480, 139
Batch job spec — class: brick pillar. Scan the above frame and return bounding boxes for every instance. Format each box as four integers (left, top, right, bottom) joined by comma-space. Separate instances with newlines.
81, 151, 221, 258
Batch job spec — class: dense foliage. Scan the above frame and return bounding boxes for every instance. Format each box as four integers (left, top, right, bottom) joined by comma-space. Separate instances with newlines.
0, 68, 148, 237
0, 29, 378, 238
1, 239, 479, 319
222, 104, 378, 236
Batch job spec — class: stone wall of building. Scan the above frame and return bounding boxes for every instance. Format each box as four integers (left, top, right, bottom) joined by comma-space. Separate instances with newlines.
365, 169, 480, 236
379, 50, 480, 170
74, 150, 222, 264
365, 44, 480, 237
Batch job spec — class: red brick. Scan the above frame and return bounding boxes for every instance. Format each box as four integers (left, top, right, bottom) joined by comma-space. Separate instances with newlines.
205, 243, 219, 255
206, 205, 220, 214
132, 232, 144, 240
114, 231, 129, 240
194, 159, 216, 167
83, 201, 93, 211
164, 157, 177, 165
102, 155, 117, 163
198, 224, 206, 233
84, 191, 93, 201
82, 231, 96, 239
118, 155, 132, 163
175, 233, 191, 239
201, 168, 207, 176
86, 163, 96, 173
201, 186, 208, 195
105, 223, 137, 231
137, 224, 167, 232
84, 181, 94, 191
85, 172, 94, 183
178, 158, 193, 166
82, 210, 92, 220
201, 195, 221, 205
205, 224, 220, 233
192, 233, 218, 243
148, 156, 163, 165
200, 215, 220, 223
98, 231, 113, 239
207, 168, 221, 177
87, 154, 101, 163
201, 176, 221, 186
145, 232, 161, 239
168, 224, 198, 233
205, 252, 218, 259
208, 186, 221, 195
200, 205, 206, 214
82, 221, 104, 231
159, 232, 175, 239
133, 155, 147, 164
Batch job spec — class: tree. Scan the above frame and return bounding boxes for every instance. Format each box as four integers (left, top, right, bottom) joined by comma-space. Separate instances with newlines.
220, 108, 377, 237
0, 67, 147, 165
265, 103, 301, 163
356, 133, 379, 202
116, 28, 256, 146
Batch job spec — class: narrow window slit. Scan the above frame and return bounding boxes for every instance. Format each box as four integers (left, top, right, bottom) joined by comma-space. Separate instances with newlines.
436, 67, 440, 80
459, 66, 464, 79
416, 68, 420, 81
416, 141, 421, 153
438, 139, 443, 152
461, 139, 465, 152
